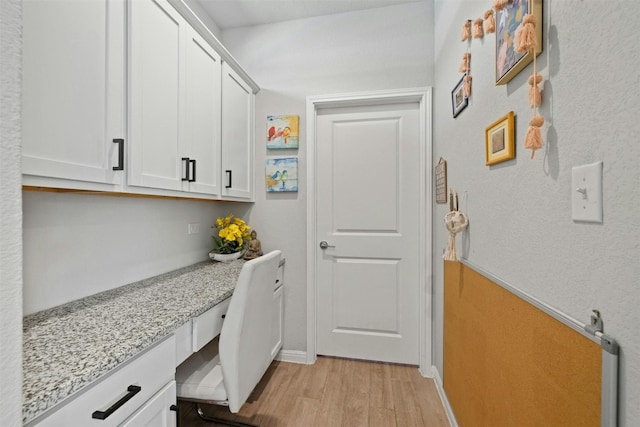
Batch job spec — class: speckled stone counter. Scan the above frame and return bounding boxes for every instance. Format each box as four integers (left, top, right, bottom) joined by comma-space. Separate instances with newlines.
22, 259, 245, 425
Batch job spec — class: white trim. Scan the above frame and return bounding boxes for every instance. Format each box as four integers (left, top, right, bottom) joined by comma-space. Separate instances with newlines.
306, 87, 433, 372
432, 366, 458, 427
167, 0, 260, 94
274, 350, 310, 365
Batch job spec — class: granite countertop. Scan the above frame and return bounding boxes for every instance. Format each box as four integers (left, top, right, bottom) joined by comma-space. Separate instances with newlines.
22, 259, 245, 425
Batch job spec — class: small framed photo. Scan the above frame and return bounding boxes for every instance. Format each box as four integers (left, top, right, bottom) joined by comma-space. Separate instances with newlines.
485, 111, 515, 165
451, 76, 468, 118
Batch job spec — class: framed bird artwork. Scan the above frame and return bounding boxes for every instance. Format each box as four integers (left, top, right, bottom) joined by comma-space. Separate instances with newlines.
267, 115, 299, 149
266, 157, 298, 192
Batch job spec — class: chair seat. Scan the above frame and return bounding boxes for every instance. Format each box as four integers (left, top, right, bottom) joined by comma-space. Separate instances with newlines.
176, 339, 227, 402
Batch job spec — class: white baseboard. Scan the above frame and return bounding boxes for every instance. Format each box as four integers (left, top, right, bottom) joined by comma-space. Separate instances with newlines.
432, 366, 458, 427
275, 349, 309, 364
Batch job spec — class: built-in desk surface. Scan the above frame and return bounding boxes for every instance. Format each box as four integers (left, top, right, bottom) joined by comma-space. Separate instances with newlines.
22, 260, 245, 424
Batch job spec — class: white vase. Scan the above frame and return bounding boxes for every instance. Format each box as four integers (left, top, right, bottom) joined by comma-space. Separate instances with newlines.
209, 251, 244, 262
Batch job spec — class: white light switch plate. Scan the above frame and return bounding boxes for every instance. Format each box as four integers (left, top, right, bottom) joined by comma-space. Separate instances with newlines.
571, 161, 603, 223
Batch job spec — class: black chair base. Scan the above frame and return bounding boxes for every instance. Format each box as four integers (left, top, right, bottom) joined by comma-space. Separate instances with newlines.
196, 404, 260, 427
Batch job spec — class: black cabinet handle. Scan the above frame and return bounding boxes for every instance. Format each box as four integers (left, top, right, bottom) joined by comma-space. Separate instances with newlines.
91, 385, 141, 420
189, 159, 196, 182
112, 139, 124, 171
225, 170, 232, 188
170, 404, 179, 427
181, 157, 190, 181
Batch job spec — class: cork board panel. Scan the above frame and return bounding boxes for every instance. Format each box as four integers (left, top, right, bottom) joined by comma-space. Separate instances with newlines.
443, 261, 601, 426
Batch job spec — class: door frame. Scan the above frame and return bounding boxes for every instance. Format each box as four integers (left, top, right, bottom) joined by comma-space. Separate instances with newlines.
305, 88, 433, 376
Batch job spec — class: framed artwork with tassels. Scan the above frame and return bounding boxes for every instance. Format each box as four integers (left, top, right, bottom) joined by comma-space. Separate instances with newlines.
495, 0, 542, 85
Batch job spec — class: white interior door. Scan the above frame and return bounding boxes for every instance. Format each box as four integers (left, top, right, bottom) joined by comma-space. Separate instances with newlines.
315, 99, 423, 365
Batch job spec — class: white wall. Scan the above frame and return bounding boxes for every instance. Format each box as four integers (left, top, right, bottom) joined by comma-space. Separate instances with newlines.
221, 1, 435, 352
433, 1, 640, 425
22, 192, 249, 314
0, 0, 24, 425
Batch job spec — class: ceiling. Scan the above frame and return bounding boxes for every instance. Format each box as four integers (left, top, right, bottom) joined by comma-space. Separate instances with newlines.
195, 0, 423, 30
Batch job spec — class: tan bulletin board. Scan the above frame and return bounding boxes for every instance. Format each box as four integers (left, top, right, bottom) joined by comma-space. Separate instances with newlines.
443, 261, 609, 426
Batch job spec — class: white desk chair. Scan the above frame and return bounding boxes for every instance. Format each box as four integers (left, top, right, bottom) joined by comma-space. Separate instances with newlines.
176, 250, 282, 427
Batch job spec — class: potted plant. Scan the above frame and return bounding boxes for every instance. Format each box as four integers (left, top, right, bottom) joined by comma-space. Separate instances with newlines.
209, 214, 251, 262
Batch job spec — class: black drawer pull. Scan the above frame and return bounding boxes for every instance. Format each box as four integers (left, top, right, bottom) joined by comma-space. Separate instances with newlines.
112, 139, 124, 171
91, 385, 141, 420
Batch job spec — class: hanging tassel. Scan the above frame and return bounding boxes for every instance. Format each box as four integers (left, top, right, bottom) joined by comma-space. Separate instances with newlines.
524, 115, 544, 159
473, 18, 484, 39
515, 14, 537, 53
461, 20, 472, 42
463, 74, 472, 98
528, 73, 543, 108
458, 53, 470, 73
484, 10, 496, 34
493, 0, 508, 11
443, 233, 458, 261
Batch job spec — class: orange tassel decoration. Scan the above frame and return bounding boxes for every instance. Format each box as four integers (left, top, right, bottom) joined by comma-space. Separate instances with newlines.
463, 74, 472, 98
524, 115, 544, 159
461, 20, 472, 42
515, 14, 537, 53
493, 0, 508, 11
484, 10, 496, 34
473, 18, 484, 39
528, 73, 543, 108
458, 53, 470, 73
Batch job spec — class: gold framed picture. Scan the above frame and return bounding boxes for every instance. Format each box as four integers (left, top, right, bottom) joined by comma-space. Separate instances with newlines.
495, 0, 543, 85
485, 111, 515, 165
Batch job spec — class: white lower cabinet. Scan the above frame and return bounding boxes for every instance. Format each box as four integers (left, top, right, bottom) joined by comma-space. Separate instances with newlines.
271, 261, 285, 359
26, 336, 176, 427
120, 381, 177, 427
271, 284, 284, 360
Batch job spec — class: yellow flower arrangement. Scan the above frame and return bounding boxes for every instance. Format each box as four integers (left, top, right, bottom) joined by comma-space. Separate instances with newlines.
212, 214, 251, 254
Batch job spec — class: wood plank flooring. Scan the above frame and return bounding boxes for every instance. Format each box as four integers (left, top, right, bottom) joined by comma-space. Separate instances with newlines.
178, 356, 450, 427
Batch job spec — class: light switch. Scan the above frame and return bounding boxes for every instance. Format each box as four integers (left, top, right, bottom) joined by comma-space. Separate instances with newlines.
571, 161, 603, 223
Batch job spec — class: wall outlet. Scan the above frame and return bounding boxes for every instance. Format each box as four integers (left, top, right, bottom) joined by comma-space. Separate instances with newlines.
188, 223, 200, 235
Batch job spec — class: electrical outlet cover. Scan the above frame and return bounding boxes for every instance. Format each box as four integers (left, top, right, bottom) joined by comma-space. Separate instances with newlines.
571, 162, 603, 223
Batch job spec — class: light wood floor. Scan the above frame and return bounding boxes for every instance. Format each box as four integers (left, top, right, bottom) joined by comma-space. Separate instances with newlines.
178, 356, 450, 427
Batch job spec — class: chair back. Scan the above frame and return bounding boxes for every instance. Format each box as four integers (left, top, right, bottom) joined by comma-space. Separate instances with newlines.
219, 250, 282, 413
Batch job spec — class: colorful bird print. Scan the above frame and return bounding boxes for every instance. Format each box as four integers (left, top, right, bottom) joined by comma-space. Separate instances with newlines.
266, 170, 281, 188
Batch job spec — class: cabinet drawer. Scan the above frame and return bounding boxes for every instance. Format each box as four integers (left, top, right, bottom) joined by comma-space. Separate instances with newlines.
120, 380, 176, 427
192, 297, 230, 352
27, 335, 176, 427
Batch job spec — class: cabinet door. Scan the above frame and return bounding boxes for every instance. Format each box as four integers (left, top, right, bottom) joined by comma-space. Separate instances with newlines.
182, 28, 222, 196
129, 0, 184, 191
271, 285, 284, 360
221, 63, 254, 200
22, 0, 125, 186
120, 381, 177, 427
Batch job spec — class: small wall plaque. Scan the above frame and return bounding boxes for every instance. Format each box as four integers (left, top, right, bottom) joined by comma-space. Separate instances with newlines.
435, 157, 447, 204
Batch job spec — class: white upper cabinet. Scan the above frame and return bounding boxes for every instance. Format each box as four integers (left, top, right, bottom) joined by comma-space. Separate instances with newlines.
182, 28, 222, 196
22, 0, 125, 188
22, 0, 257, 201
221, 63, 254, 200
128, 0, 183, 192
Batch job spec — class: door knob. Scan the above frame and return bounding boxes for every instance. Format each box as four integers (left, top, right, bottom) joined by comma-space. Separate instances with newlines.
319, 241, 335, 249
